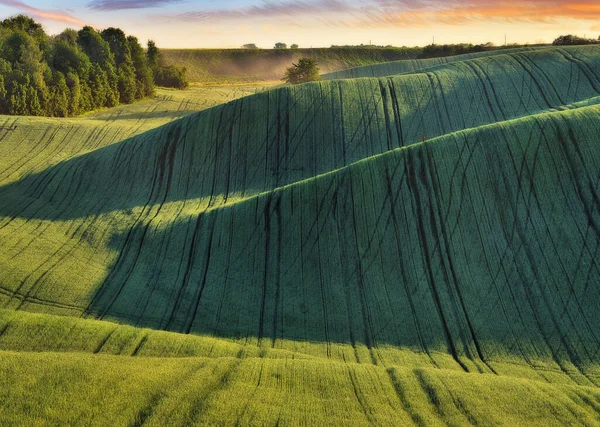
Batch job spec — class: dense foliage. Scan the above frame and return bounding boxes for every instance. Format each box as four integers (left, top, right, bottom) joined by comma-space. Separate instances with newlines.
282, 57, 320, 84
0, 15, 187, 117
553, 34, 600, 46
147, 40, 189, 89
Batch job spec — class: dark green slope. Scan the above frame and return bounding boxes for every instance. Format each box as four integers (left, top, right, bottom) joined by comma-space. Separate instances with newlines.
0, 46, 599, 378
321, 46, 545, 79
89, 107, 600, 377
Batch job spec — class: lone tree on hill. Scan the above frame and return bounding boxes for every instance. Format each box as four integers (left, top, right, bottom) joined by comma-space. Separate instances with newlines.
282, 57, 320, 85
290, 44, 299, 49
274, 42, 287, 49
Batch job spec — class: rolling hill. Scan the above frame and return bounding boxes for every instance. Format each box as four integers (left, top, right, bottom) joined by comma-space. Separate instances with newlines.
161, 47, 421, 83
0, 45, 600, 425
321, 46, 545, 79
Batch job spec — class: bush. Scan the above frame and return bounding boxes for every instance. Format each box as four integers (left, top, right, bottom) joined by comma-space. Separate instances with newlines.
154, 66, 189, 89
282, 58, 320, 85
553, 35, 600, 46
146, 39, 189, 89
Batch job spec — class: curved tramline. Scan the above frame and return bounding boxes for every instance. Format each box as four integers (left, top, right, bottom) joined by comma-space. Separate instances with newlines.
0, 45, 600, 425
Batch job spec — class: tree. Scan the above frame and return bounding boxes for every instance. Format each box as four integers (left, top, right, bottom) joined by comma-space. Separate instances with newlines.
274, 42, 287, 49
0, 74, 6, 114
101, 28, 137, 103
282, 58, 320, 85
46, 71, 69, 117
290, 44, 299, 49
77, 26, 114, 64
146, 40, 160, 70
47, 39, 91, 78
54, 28, 78, 45
66, 72, 81, 115
147, 39, 188, 89
77, 26, 119, 107
553, 35, 599, 46
1, 15, 46, 43
0, 59, 11, 113
242, 43, 258, 49
101, 28, 130, 66
0, 15, 186, 117
128, 36, 154, 98
154, 65, 189, 89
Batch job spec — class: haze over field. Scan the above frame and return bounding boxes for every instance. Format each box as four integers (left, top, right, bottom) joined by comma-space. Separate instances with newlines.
1, 0, 600, 47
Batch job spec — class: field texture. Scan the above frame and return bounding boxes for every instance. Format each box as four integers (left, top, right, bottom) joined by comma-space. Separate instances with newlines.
0, 45, 599, 425
161, 47, 421, 83
322, 46, 545, 80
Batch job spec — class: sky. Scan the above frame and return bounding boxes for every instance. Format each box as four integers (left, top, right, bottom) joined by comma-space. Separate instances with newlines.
1, 0, 600, 48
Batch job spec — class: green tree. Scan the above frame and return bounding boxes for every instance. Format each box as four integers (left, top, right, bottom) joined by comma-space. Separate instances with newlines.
0, 73, 7, 114
1, 14, 46, 43
242, 43, 258, 49
47, 39, 91, 78
147, 39, 188, 89
78, 26, 119, 107
101, 28, 130, 66
77, 26, 114, 64
1, 30, 31, 64
146, 40, 160, 70
282, 58, 320, 85
66, 72, 81, 116
88, 63, 111, 109
128, 36, 154, 98
102, 28, 136, 103
0, 59, 12, 114
290, 44, 299, 49
54, 28, 78, 45
274, 42, 287, 49
553, 35, 598, 46
154, 66, 189, 89
46, 71, 69, 117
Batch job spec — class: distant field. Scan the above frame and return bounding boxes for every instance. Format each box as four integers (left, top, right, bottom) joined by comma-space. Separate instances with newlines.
1, 45, 600, 425
161, 47, 422, 83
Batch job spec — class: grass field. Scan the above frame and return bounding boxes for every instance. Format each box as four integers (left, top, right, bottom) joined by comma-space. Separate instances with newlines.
161, 47, 422, 83
0, 45, 599, 425
321, 46, 546, 79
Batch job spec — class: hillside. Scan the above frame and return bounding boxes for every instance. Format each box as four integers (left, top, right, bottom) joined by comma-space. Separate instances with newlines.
322, 46, 546, 79
161, 47, 423, 83
0, 45, 600, 424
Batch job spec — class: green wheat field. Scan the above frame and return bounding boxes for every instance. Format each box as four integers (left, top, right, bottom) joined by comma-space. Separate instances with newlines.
1, 45, 600, 426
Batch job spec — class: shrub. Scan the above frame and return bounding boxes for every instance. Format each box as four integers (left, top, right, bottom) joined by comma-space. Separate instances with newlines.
154, 65, 189, 89
553, 35, 600, 46
282, 58, 320, 85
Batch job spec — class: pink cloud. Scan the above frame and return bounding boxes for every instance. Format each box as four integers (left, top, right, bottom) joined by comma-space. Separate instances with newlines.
0, 0, 87, 27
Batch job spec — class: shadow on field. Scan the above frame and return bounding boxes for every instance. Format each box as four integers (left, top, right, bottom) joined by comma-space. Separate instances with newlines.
79, 113, 600, 374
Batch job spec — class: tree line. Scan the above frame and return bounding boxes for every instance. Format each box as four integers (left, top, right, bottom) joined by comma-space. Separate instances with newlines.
0, 15, 188, 117
553, 35, 600, 46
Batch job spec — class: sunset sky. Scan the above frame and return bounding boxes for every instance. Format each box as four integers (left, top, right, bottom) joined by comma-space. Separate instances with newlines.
1, 0, 599, 48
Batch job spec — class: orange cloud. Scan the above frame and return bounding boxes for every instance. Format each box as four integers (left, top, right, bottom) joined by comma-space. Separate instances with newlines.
0, 0, 87, 26
171, 0, 600, 29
